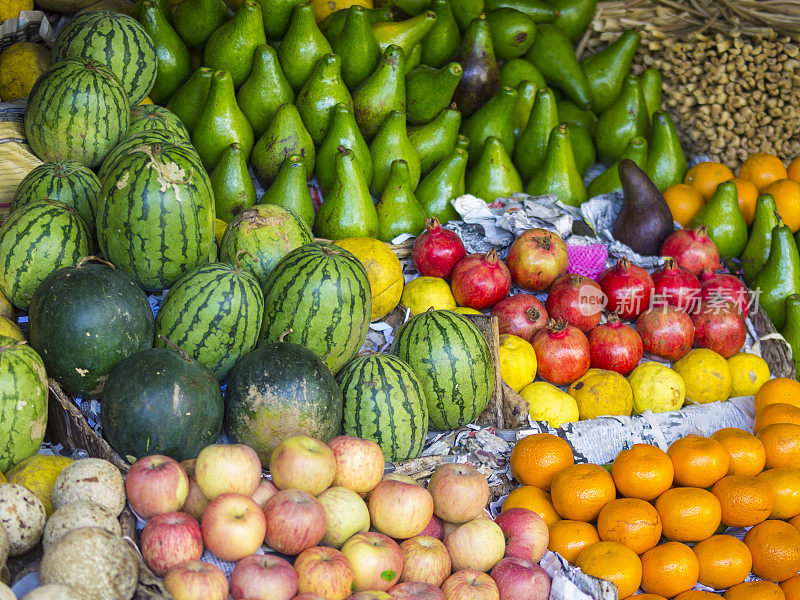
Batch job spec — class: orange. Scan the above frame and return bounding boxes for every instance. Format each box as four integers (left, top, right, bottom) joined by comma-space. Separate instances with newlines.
724, 581, 787, 600
711, 428, 767, 476
780, 574, 800, 600
547, 519, 600, 564
509, 433, 574, 491
755, 378, 800, 413
684, 161, 735, 201
640, 541, 700, 598
574, 541, 643, 599
550, 463, 617, 522
655, 487, 722, 542
597, 498, 662, 555
668, 436, 730, 488
791, 514, 800, 530
733, 177, 759, 225
502, 485, 561, 527
756, 403, 800, 433
712, 475, 774, 527
744, 519, 800, 582
664, 183, 706, 227
757, 468, 800, 519
612, 444, 674, 501
692, 534, 753, 590
739, 153, 789, 192
788, 156, 800, 182
758, 423, 800, 469
674, 592, 724, 600
632, 595, 669, 600
763, 179, 800, 233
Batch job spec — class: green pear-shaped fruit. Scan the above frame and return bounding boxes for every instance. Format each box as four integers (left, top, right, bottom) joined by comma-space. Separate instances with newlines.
526, 24, 592, 109
741, 193, 779, 286
236, 44, 295, 139
512, 80, 537, 139
260, 154, 314, 229
580, 29, 641, 113
191, 70, 254, 171
210, 143, 257, 222
256, 0, 305, 39
565, 123, 595, 176
594, 74, 649, 164
409, 103, 461, 175
499, 58, 545, 90
295, 53, 352, 144
251, 102, 315, 186
456, 134, 470, 152
421, 0, 460, 68
375, 0, 431, 15
640, 67, 662, 122
526, 123, 587, 206
586, 136, 648, 197
369, 110, 421, 197
466, 136, 523, 202
753, 218, 800, 329
548, 0, 597, 42
485, 0, 557, 22
452, 14, 499, 117
331, 6, 381, 88
203, 1, 267, 88
352, 44, 406, 142
557, 98, 597, 134
405, 41, 423, 73
486, 7, 536, 60
689, 180, 748, 259
314, 146, 378, 240
782, 294, 800, 374
461, 85, 518, 166
406, 62, 463, 126
138, 0, 191, 104
320, 6, 394, 40
173, 0, 229, 48
132, 0, 171, 22
277, 2, 332, 91
513, 87, 558, 181
646, 110, 688, 191
166, 67, 213, 133
316, 103, 372, 195
372, 9, 437, 58
451, 0, 484, 31
416, 147, 467, 223
376, 159, 427, 242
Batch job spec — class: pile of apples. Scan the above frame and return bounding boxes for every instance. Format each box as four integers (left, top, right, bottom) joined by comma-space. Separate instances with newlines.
124, 435, 552, 600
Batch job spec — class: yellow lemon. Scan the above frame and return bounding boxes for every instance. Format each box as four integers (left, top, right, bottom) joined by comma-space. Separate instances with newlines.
0, 291, 14, 322
0, 0, 33, 23
312, 0, 373, 22
673, 348, 732, 404
453, 307, 482, 315
5, 454, 74, 516
498, 334, 537, 392
139, 96, 155, 105
568, 368, 634, 420
520, 381, 579, 428
214, 218, 228, 247
400, 276, 456, 315
628, 361, 685, 413
0, 316, 23, 342
727, 352, 770, 397
0, 42, 49, 101
335, 237, 403, 321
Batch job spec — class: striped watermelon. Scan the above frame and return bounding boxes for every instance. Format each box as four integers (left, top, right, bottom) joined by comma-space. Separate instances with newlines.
219, 204, 314, 287
128, 104, 191, 142
0, 201, 91, 310
259, 243, 372, 374
392, 310, 494, 430
51, 11, 157, 105
24, 59, 131, 169
337, 353, 428, 461
98, 129, 197, 181
154, 261, 264, 380
96, 142, 215, 291
0, 336, 48, 472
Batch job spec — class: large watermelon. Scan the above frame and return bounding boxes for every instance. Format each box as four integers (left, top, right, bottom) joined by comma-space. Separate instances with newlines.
0, 200, 91, 309
98, 129, 198, 181
0, 336, 48, 472
225, 341, 342, 465
154, 262, 264, 380
51, 11, 157, 105
28, 258, 154, 398
392, 310, 494, 430
24, 59, 131, 168
96, 142, 216, 290
337, 353, 428, 461
128, 104, 191, 142
101, 347, 223, 461
259, 243, 372, 374
219, 204, 314, 287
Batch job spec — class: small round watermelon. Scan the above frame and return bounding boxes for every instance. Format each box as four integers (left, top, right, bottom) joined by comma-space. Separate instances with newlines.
98, 129, 198, 182
128, 105, 191, 142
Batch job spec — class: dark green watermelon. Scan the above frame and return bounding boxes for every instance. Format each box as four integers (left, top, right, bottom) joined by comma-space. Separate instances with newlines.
98, 129, 198, 181
128, 105, 191, 142
28, 258, 154, 398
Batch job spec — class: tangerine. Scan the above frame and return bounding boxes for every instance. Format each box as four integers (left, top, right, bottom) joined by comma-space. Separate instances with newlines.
547, 519, 600, 564
780, 574, 800, 600
655, 487, 722, 542
788, 156, 800, 182
597, 498, 662, 555
668, 436, 730, 488
664, 183, 706, 227
509, 433, 574, 491
502, 485, 561, 527
685, 161, 735, 201
757, 468, 800, 519
640, 541, 700, 598
611, 444, 674, 501
756, 403, 800, 433
711, 427, 767, 476
790, 513, 800, 531
712, 475, 774, 527
550, 463, 617, 522
574, 541, 643, 599
758, 423, 800, 469
739, 153, 789, 192
674, 592, 725, 600
724, 581, 787, 600
744, 519, 800, 582
754, 377, 800, 413
764, 179, 800, 233
733, 177, 759, 225
692, 534, 753, 590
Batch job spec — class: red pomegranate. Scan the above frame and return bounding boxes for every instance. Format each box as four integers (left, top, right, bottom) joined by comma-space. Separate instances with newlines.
545, 274, 605, 332
691, 300, 747, 358
596, 258, 654, 320
660, 226, 721, 277
531, 319, 591, 385
635, 304, 695, 361
651, 258, 701, 313
411, 217, 467, 278
490, 293, 549, 341
588, 315, 644, 376
506, 228, 569, 292
450, 249, 511, 310
699, 269, 751, 319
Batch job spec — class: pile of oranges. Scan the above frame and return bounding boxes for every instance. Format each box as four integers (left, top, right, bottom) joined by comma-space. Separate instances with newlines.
504, 377, 800, 599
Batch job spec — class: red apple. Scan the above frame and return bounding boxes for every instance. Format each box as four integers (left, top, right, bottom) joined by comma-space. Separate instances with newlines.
316, 486, 370, 548
490, 557, 551, 600
418, 514, 444, 540
126, 455, 189, 519
364, 474, 421, 503
442, 510, 490, 538
348, 592, 393, 599
195, 444, 262, 499
164, 561, 229, 600
294, 546, 355, 600
368, 479, 434, 540
444, 518, 505, 572
328, 436, 385, 496
140, 512, 203, 577
269, 436, 336, 496
389, 582, 446, 600
441, 570, 500, 600
180, 459, 210, 521
427, 463, 490, 524
251, 478, 279, 511
230, 554, 298, 600
201, 493, 267, 562
398, 536, 450, 587
263, 489, 327, 555
493, 508, 549, 564
341, 532, 403, 592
